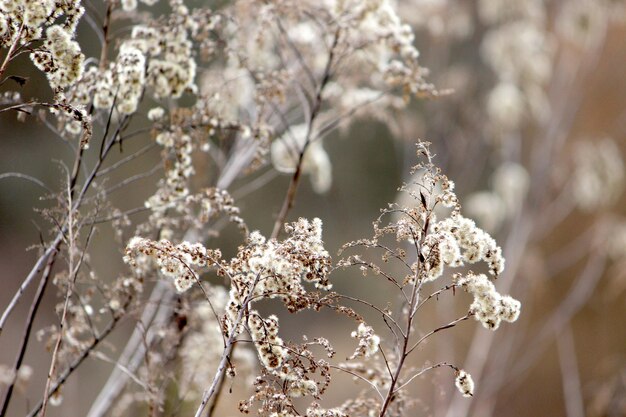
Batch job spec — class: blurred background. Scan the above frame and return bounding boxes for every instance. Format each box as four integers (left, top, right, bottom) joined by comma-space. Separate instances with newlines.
1, 1, 625, 416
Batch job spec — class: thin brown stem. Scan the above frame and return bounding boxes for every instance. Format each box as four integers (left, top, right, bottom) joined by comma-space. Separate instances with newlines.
87, 282, 175, 417
0, 236, 63, 336
406, 314, 471, 356
415, 284, 459, 313
1, 111, 127, 335
336, 294, 405, 337
271, 157, 306, 239
193, 274, 261, 417
378, 214, 432, 417
0, 23, 23, 80
99, 1, 113, 70
99, 164, 162, 197
41, 178, 81, 417
27, 302, 131, 417
393, 362, 458, 393
87, 205, 151, 226
329, 365, 385, 400
95, 142, 158, 177
0, 251, 57, 416
378, 275, 420, 417
270, 29, 340, 239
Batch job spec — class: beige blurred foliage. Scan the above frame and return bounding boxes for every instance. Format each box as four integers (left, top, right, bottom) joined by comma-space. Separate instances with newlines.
0, 1, 625, 417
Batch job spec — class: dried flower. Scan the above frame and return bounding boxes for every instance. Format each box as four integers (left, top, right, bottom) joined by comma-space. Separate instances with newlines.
455, 370, 474, 397
349, 322, 380, 359
455, 272, 521, 330
124, 237, 221, 292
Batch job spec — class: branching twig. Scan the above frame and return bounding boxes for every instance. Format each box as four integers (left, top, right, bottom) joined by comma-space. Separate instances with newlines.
393, 362, 458, 393
406, 314, 471, 356
27, 303, 131, 417
270, 28, 340, 239
86, 282, 175, 417
329, 365, 385, 400
0, 236, 63, 336
0, 23, 23, 80
193, 273, 261, 417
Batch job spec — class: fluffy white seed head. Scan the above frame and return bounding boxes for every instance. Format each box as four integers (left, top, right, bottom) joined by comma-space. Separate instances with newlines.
455, 370, 474, 397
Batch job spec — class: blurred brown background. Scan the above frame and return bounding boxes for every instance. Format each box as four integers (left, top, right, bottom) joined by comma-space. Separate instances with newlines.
1, 1, 626, 416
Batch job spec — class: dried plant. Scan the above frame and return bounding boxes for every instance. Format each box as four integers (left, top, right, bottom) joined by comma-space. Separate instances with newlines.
0, 1, 624, 417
